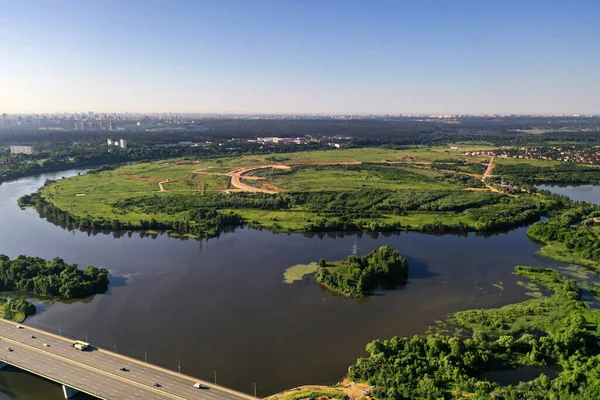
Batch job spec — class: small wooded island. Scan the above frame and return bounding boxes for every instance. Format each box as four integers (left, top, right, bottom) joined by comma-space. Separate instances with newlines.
315, 246, 408, 297
0, 255, 109, 322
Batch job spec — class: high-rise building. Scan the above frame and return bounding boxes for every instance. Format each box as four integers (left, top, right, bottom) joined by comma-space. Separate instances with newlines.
107, 139, 113, 146
10, 145, 34, 155
119, 139, 128, 149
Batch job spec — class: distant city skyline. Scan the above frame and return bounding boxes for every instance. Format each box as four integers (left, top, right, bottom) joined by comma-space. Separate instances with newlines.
1, 0, 599, 115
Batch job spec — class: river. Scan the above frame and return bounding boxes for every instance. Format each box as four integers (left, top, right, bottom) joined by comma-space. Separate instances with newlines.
0, 172, 586, 399
537, 184, 600, 205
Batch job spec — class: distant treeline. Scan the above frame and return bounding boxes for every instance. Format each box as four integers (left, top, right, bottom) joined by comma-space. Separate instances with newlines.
495, 163, 600, 185
2, 117, 599, 185
3, 117, 600, 146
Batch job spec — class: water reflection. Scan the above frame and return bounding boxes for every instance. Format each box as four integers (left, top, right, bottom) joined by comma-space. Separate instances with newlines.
537, 184, 600, 205
0, 170, 580, 397
482, 364, 562, 386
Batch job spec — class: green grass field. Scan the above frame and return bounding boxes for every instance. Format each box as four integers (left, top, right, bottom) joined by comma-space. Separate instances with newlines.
268, 167, 456, 192
39, 146, 563, 234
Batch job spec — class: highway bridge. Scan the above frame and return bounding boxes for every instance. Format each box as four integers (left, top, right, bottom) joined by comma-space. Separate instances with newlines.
0, 319, 257, 400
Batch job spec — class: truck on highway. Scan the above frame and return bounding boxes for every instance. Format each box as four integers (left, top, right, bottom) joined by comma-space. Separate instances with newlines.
72, 340, 90, 351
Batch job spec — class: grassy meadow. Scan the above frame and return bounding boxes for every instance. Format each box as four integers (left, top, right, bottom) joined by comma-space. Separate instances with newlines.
39, 146, 562, 234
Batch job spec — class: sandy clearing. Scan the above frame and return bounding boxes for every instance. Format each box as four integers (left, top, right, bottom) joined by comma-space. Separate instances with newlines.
121, 175, 162, 183
267, 379, 370, 400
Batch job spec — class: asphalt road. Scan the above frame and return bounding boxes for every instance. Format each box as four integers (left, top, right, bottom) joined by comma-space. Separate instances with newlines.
0, 319, 256, 400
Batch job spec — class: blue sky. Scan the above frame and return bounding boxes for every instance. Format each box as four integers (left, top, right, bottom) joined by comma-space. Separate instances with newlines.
1, 0, 599, 114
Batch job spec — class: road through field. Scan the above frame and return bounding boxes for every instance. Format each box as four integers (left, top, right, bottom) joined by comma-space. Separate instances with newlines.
197, 162, 363, 194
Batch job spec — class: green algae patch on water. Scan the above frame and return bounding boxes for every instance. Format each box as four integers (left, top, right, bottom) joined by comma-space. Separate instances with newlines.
559, 264, 590, 280
283, 262, 319, 284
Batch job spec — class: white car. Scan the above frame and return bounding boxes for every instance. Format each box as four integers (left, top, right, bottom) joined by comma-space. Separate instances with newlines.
43, 343, 50, 347
193, 383, 205, 389
16, 325, 23, 329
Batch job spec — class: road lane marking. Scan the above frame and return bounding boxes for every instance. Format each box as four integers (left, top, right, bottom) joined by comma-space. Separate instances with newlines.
1, 319, 256, 400
0, 336, 186, 400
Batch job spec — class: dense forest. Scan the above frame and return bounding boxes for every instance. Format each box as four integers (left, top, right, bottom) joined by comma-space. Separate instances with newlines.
0, 254, 109, 298
349, 266, 600, 399
2, 116, 600, 147
315, 246, 408, 297
494, 163, 600, 185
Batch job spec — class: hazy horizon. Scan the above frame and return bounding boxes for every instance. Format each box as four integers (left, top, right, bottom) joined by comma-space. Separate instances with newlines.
1, 0, 599, 115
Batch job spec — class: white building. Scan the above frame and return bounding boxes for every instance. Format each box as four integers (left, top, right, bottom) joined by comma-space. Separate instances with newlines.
10, 145, 34, 155
107, 138, 127, 149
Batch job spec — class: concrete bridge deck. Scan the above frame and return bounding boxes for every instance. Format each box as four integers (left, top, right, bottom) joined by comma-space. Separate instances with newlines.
0, 319, 256, 400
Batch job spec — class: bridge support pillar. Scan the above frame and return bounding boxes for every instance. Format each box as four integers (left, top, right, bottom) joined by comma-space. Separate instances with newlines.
62, 385, 79, 399
0, 362, 7, 370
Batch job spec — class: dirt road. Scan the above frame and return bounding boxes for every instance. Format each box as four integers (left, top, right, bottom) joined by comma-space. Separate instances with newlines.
158, 180, 169, 192
228, 165, 290, 194
482, 157, 495, 180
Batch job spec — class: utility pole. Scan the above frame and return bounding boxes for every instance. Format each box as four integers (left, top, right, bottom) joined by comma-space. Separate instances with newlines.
58, 324, 62, 336
142, 349, 147, 363
176, 360, 181, 374
212, 370, 217, 385
110, 340, 117, 353
85, 332, 88, 342
252, 383, 257, 398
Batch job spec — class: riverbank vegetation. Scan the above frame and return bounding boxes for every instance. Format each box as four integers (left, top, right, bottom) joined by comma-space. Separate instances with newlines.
20, 147, 579, 238
315, 246, 408, 297
348, 266, 600, 399
283, 263, 319, 284
274, 389, 347, 400
494, 163, 600, 185
0, 254, 109, 299
0, 297, 37, 322
526, 197, 600, 272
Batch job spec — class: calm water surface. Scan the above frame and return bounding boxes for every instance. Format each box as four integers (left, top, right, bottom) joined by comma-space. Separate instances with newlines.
538, 184, 600, 204
0, 172, 575, 398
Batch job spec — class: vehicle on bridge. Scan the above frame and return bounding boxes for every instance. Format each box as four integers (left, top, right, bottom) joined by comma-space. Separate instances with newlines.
72, 340, 90, 351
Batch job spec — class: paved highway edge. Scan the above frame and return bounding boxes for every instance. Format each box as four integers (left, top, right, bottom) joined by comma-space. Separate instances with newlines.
2, 319, 258, 400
